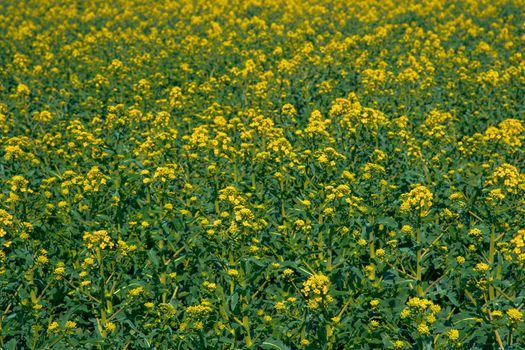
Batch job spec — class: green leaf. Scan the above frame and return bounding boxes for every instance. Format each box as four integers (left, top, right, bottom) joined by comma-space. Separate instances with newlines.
230, 292, 239, 312
261, 338, 290, 350
3, 338, 17, 350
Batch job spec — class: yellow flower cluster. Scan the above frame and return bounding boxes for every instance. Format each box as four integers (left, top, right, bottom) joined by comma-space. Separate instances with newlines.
447, 329, 460, 341
400, 185, 433, 216
510, 230, 525, 262
117, 240, 137, 256
0, 0, 524, 347
186, 300, 213, 318
157, 303, 177, 319
153, 166, 177, 183
405, 297, 441, 313
399, 297, 443, 337
474, 262, 491, 272
32, 110, 53, 123
83, 167, 108, 192
485, 164, 523, 193
506, 308, 523, 322
0, 209, 14, 227
129, 286, 145, 297
83, 230, 114, 250
301, 273, 333, 310
484, 119, 524, 149
468, 228, 483, 241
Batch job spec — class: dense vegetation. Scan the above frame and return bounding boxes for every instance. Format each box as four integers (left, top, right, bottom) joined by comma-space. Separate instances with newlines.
0, 0, 524, 348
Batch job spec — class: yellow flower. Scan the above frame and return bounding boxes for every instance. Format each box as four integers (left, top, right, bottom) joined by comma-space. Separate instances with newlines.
193, 321, 204, 330
283, 268, 294, 277
48, 321, 59, 333
468, 228, 483, 239
129, 286, 145, 297
400, 308, 411, 319
33, 110, 53, 123
400, 185, 433, 216
158, 303, 176, 318
406, 297, 433, 311
375, 248, 386, 258
105, 322, 116, 332
447, 329, 459, 341
302, 273, 330, 297
203, 281, 216, 291
491, 310, 503, 318
474, 262, 491, 272
227, 269, 239, 277
485, 164, 522, 193
393, 340, 405, 349
401, 225, 413, 235
186, 300, 213, 318
35, 255, 48, 266
275, 302, 286, 311
417, 322, 430, 335
507, 308, 523, 322
281, 103, 297, 118
16, 83, 30, 96
65, 320, 77, 329
430, 304, 441, 314
83, 230, 114, 250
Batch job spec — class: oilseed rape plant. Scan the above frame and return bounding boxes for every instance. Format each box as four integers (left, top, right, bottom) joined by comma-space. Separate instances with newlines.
0, 0, 524, 349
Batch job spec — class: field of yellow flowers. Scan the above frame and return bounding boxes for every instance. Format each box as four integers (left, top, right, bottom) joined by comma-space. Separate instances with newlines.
1, 0, 524, 348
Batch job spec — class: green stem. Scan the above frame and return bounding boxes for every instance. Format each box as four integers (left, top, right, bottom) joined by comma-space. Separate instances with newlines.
369, 220, 376, 281
280, 178, 286, 219
327, 228, 333, 272
416, 220, 423, 297
318, 214, 324, 263
243, 316, 252, 347
489, 225, 496, 301
233, 157, 238, 183
369, 224, 375, 259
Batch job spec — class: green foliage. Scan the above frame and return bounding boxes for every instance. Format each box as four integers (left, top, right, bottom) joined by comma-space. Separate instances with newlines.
0, 0, 524, 349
